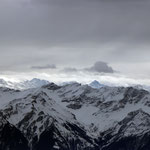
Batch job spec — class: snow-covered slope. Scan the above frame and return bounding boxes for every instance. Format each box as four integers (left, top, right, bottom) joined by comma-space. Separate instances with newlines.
42, 83, 150, 132
0, 85, 98, 149
0, 83, 150, 149
99, 109, 150, 150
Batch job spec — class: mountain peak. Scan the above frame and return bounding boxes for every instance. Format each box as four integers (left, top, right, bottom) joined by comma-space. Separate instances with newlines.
42, 82, 60, 90
89, 80, 105, 89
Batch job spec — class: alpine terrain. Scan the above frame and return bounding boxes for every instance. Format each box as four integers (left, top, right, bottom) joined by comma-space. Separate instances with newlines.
0, 82, 150, 150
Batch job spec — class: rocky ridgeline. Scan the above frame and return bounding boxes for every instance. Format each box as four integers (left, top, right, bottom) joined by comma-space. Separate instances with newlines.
0, 83, 150, 149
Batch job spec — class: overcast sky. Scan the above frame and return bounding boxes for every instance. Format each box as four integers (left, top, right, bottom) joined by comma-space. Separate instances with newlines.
0, 0, 150, 85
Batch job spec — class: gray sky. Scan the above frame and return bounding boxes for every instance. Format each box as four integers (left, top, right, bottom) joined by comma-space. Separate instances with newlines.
0, 0, 150, 85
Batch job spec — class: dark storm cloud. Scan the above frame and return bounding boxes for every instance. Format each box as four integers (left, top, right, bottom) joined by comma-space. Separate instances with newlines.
31, 64, 56, 70
85, 61, 114, 73
0, 0, 150, 74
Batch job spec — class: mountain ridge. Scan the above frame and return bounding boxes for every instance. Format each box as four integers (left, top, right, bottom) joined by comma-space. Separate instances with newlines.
0, 82, 150, 149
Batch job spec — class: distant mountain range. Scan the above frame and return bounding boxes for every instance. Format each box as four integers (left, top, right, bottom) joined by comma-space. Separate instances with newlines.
0, 78, 50, 90
0, 78, 149, 92
0, 78, 106, 90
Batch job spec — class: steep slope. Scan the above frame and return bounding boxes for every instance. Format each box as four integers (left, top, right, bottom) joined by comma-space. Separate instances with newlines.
0, 87, 98, 150
0, 112, 29, 150
99, 109, 150, 150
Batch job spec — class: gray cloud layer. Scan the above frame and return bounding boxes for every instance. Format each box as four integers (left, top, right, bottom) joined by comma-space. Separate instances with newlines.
31, 64, 56, 70
62, 67, 78, 73
1, 0, 149, 47
61, 61, 114, 73
0, 0, 150, 77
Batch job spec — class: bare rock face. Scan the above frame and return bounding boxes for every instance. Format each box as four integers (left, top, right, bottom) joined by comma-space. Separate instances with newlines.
66, 103, 82, 109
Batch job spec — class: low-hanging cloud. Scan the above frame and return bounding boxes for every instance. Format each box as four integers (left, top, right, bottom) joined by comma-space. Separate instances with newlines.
62, 67, 78, 73
61, 61, 114, 74
31, 64, 56, 70
85, 61, 114, 73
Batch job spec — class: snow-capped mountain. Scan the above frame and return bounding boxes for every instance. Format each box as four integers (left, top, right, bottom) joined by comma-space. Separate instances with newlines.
0, 82, 150, 149
89, 80, 106, 89
0, 79, 14, 89
17, 78, 50, 89
0, 84, 98, 149
0, 78, 50, 90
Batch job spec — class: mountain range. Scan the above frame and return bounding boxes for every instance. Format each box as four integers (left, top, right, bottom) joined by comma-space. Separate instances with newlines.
0, 82, 150, 149
0, 78, 50, 90
1, 78, 150, 92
